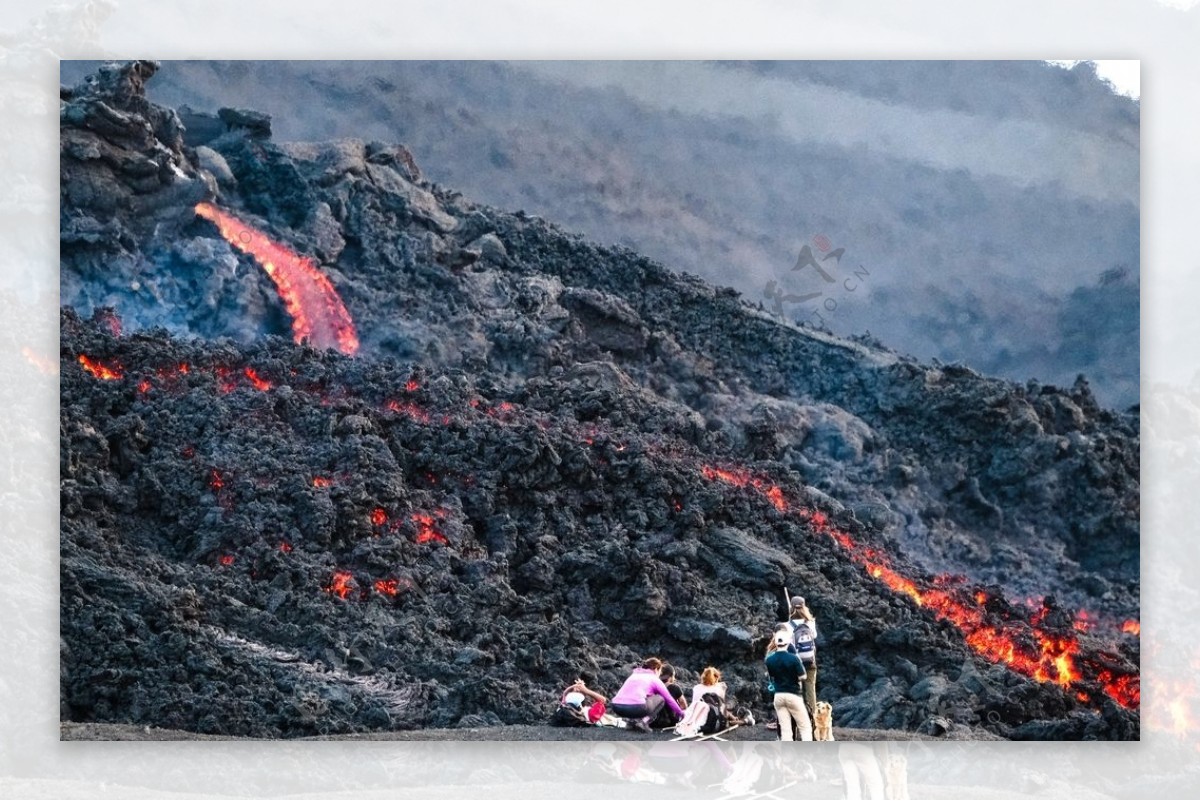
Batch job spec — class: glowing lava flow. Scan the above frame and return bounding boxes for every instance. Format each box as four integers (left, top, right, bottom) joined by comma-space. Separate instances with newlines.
325, 570, 355, 600
194, 202, 359, 355
701, 465, 787, 511
243, 367, 272, 391
411, 513, 448, 545
385, 400, 431, 423
78, 354, 123, 380
700, 463, 1140, 710
374, 579, 401, 597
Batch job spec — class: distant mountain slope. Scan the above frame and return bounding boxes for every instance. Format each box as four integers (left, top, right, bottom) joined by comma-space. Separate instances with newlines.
59, 59, 1139, 407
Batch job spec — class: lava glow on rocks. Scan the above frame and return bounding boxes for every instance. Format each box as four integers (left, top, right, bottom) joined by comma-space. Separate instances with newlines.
701, 465, 787, 511
385, 400, 431, 423
71, 340, 1136, 711
325, 570, 355, 600
243, 367, 272, 391
411, 513, 449, 545
700, 462, 1140, 710
194, 202, 359, 355
374, 578, 401, 597
78, 354, 123, 380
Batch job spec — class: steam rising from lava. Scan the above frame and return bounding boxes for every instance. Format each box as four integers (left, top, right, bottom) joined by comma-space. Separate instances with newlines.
194, 203, 359, 355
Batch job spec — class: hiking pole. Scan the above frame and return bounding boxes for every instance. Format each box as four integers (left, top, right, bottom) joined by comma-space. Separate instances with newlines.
782, 585, 790, 621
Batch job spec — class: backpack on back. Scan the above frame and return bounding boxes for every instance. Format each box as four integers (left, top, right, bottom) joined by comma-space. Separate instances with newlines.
791, 620, 816, 662
700, 692, 728, 735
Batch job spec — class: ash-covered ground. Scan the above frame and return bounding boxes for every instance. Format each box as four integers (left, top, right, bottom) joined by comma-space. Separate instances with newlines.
59, 61, 1140, 740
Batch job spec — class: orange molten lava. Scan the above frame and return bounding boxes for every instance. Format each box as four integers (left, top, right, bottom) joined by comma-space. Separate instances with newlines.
195, 202, 359, 355
700, 462, 1139, 709
312, 477, 332, 488
370, 508, 388, 527
78, 354, 123, 380
411, 513, 448, 544
1122, 619, 1141, 636
325, 570, 354, 600
374, 578, 401, 597
700, 465, 787, 511
386, 400, 431, 423
243, 367, 272, 391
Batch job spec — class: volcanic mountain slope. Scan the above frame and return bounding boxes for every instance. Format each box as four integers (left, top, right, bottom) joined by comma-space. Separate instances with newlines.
64, 58, 1139, 410
59, 58, 1139, 409
60, 62, 1139, 739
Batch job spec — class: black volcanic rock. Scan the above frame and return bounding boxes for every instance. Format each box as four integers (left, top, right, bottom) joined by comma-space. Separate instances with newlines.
59, 63, 1140, 739
217, 107, 272, 139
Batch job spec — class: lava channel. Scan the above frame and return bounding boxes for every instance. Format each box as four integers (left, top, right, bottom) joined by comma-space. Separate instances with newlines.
700, 462, 1140, 710
195, 202, 359, 355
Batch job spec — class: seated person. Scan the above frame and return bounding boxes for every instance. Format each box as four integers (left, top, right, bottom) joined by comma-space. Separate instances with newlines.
674, 666, 728, 737
651, 663, 688, 729
610, 657, 684, 734
550, 676, 607, 727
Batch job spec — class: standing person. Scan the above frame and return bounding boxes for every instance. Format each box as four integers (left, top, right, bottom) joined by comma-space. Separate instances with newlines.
764, 629, 813, 741
611, 657, 684, 734
788, 595, 819, 718
763, 631, 789, 734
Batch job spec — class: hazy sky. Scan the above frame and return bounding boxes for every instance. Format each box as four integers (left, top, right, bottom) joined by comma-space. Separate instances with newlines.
1048, 60, 1141, 98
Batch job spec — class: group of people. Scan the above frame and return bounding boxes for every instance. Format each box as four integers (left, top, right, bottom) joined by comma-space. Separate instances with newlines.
551, 594, 824, 741
764, 595, 820, 741
554, 658, 735, 736
611, 657, 734, 736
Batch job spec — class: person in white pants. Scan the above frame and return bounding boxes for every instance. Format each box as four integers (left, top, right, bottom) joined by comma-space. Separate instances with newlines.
763, 630, 813, 741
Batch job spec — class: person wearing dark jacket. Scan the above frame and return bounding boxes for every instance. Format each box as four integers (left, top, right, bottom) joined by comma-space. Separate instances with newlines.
651, 663, 688, 729
764, 629, 813, 741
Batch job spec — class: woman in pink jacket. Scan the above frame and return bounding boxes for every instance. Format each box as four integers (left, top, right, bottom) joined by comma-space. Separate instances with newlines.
610, 657, 685, 733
